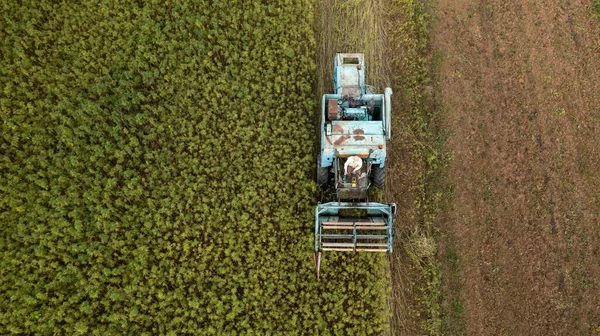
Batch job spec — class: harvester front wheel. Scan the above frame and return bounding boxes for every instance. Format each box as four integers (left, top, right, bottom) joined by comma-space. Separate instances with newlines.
317, 153, 329, 187
373, 164, 385, 189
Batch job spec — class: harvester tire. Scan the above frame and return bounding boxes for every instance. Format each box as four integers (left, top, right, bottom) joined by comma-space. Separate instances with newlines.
373, 164, 385, 189
317, 153, 329, 187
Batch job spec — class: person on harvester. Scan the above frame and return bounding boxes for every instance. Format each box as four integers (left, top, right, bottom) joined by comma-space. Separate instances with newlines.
344, 156, 362, 176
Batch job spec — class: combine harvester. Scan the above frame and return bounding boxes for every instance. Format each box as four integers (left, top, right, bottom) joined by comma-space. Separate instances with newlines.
314, 53, 397, 278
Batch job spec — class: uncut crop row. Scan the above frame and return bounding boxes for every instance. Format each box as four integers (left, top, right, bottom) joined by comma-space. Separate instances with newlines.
1, 0, 389, 334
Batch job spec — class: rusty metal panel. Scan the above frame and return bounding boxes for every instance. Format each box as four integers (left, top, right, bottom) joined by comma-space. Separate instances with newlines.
333, 148, 371, 158
329, 134, 384, 147
328, 99, 338, 120
330, 121, 383, 135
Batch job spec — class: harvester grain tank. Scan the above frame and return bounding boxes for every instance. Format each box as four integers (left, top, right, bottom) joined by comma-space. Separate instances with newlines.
314, 53, 397, 278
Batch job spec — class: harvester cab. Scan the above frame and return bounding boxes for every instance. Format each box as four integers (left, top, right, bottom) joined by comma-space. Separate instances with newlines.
314, 53, 397, 278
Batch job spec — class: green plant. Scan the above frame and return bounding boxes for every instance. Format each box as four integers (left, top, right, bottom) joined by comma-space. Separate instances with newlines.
0, 0, 389, 334
593, 1, 600, 20
387, 0, 447, 333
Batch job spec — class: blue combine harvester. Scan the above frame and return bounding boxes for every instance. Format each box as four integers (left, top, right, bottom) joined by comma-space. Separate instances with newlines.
314, 53, 397, 278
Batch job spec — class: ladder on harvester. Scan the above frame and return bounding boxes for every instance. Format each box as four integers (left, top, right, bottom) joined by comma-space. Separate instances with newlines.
313, 202, 396, 278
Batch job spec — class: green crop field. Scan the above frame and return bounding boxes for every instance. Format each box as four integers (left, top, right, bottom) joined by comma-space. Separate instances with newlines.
1, 0, 391, 334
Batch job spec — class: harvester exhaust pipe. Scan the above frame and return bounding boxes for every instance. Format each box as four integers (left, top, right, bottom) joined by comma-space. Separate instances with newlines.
384, 87, 393, 141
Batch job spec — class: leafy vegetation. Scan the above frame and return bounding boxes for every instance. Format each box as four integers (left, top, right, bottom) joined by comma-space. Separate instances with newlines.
594, 0, 600, 20
387, 0, 446, 334
0, 0, 389, 334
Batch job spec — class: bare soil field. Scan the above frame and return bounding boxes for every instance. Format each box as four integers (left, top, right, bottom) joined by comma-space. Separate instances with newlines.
432, 0, 600, 334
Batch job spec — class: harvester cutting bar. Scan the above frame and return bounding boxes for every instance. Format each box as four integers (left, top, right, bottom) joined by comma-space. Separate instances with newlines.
313, 202, 397, 277
323, 221, 386, 225
324, 248, 389, 252
316, 233, 387, 239
322, 226, 388, 230
321, 242, 389, 248
318, 234, 388, 239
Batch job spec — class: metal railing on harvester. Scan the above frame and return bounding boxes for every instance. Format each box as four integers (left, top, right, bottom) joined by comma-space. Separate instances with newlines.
313, 202, 396, 278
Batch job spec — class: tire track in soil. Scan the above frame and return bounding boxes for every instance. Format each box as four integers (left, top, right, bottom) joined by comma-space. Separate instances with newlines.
433, 0, 600, 334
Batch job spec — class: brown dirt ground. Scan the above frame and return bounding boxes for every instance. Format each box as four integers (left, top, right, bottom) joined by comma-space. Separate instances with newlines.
432, 0, 600, 334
